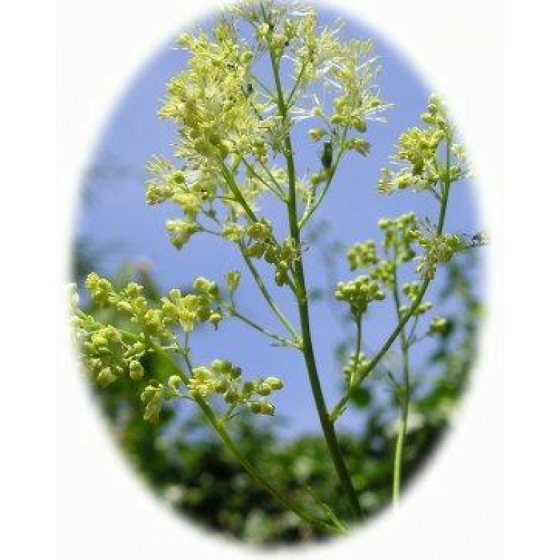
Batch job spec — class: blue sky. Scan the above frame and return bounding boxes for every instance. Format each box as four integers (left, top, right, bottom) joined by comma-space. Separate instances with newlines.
75, 5, 482, 438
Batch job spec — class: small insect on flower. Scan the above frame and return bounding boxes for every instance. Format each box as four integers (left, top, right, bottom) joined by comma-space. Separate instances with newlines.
471, 230, 489, 245
461, 230, 489, 246
320, 140, 333, 171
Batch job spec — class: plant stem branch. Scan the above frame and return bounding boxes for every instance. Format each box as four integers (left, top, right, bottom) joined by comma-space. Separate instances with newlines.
195, 397, 342, 534
390, 252, 410, 507
286, 61, 308, 107
257, 159, 287, 195
392, 367, 409, 506
242, 157, 286, 201
218, 159, 259, 222
150, 343, 340, 534
221, 159, 298, 290
298, 126, 349, 229
268, 43, 363, 521
238, 244, 301, 341
230, 308, 300, 348
330, 136, 454, 422
349, 313, 363, 388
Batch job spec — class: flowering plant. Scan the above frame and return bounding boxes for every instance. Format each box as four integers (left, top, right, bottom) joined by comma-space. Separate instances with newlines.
70, 0, 484, 534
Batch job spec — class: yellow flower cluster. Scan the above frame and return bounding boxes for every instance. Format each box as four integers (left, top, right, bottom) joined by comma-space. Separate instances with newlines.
71, 270, 286, 423
414, 230, 464, 280
72, 274, 228, 389
378, 96, 468, 195
334, 275, 385, 317
162, 21, 274, 164
187, 359, 284, 416
347, 240, 378, 271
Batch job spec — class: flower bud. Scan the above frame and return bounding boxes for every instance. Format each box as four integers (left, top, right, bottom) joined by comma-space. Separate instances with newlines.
246, 221, 272, 241
215, 380, 228, 393
219, 139, 233, 156
429, 316, 451, 335
245, 243, 266, 258
259, 402, 275, 415
264, 377, 284, 390
168, 375, 182, 391
193, 277, 215, 294
308, 128, 327, 142
240, 51, 253, 64
211, 359, 227, 372
249, 401, 261, 414
97, 367, 117, 387
257, 382, 271, 396
196, 307, 211, 322
310, 173, 323, 186
225, 270, 241, 293
421, 112, 436, 124
354, 120, 367, 133
334, 97, 345, 112
129, 360, 144, 381
241, 382, 256, 398
209, 311, 222, 326
91, 334, 108, 349
274, 267, 289, 286
116, 301, 133, 313
192, 366, 212, 379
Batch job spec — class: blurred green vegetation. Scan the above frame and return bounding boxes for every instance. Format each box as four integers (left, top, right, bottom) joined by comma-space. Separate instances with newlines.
74, 243, 481, 545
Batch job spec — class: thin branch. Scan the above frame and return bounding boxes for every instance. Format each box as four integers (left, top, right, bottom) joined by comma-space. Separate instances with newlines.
390, 249, 411, 507
299, 126, 350, 229
286, 61, 308, 107
237, 243, 301, 342
242, 157, 286, 201
149, 342, 340, 533
348, 313, 363, 388
330, 135, 455, 423
230, 308, 301, 348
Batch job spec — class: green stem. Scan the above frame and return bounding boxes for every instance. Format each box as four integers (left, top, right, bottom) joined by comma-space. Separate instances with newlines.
349, 313, 363, 388
390, 253, 411, 507
150, 344, 340, 534
218, 159, 259, 222
392, 383, 409, 506
257, 159, 287, 196
242, 157, 286, 201
238, 245, 301, 341
231, 309, 300, 348
195, 397, 341, 534
291, 267, 363, 522
330, 136, 454, 423
286, 60, 308, 107
268, 44, 363, 521
437, 136, 452, 232
221, 159, 298, 291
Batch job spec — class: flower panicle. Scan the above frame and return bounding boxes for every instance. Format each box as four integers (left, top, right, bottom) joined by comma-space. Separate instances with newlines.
378, 95, 469, 196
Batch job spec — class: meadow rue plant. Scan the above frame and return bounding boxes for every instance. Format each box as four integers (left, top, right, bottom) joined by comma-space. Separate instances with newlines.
70, 0, 486, 534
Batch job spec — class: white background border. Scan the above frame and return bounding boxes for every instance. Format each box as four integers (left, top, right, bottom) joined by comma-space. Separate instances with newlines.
10, 0, 508, 558
54, 1, 503, 559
